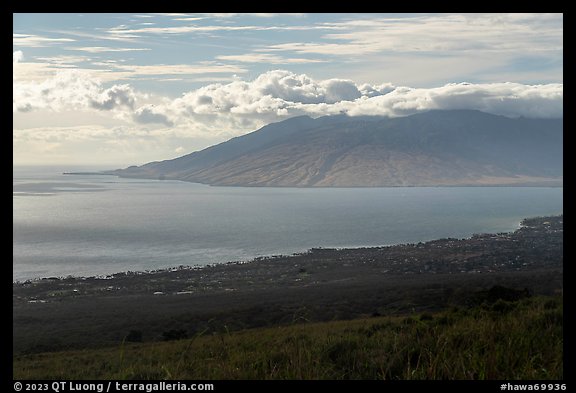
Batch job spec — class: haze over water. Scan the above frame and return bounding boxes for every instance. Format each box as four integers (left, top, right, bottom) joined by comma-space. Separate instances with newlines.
13, 166, 563, 282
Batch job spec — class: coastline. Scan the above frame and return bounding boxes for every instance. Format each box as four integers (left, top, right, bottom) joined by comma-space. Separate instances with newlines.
13, 215, 562, 355
63, 170, 564, 188
13, 214, 560, 284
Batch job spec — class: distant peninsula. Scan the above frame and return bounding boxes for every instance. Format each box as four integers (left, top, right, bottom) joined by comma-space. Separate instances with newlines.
102, 110, 562, 187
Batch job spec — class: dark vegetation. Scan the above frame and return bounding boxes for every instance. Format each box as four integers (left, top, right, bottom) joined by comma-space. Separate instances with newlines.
125, 330, 142, 343
13, 295, 562, 379
162, 329, 188, 342
13, 215, 563, 379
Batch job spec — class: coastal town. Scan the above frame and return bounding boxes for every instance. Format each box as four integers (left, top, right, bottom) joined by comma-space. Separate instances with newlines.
14, 215, 562, 300
13, 215, 562, 354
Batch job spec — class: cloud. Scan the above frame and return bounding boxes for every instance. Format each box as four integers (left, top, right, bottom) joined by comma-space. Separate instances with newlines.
152, 13, 192, 17
159, 70, 562, 136
172, 17, 205, 22
13, 69, 136, 113
197, 13, 306, 19
13, 68, 562, 144
340, 82, 564, 119
216, 53, 325, 64
13, 49, 247, 86
66, 46, 152, 53
154, 13, 305, 20
14, 65, 563, 119
171, 70, 563, 121
13, 123, 220, 166
14, 69, 562, 166
106, 20, 337, 38
61, 70, 536, 146
34, 55, 91, 65
108, 25, 261, 36
13, 33, 75, 47
13, 50, 23, 64
110, 63, 247, 77
266, 14, 562, 57
133, 105, 174, 126
156, 70, 368, 132
90, 84, 135, 110
253, 70, 363, 104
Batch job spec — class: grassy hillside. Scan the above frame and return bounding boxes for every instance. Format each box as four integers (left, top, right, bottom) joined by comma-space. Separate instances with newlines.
13, 294, 562, 380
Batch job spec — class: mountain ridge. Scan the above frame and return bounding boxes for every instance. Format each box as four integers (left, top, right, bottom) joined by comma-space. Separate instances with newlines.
108, 110, 563, 187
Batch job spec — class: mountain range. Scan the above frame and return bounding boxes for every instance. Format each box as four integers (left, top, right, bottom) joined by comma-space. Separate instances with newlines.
107, 110, 563, 187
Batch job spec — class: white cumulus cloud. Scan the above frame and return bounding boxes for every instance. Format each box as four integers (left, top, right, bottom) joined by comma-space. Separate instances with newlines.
13, 68, 563, 143
342, 82, 564, 119
160, 70, 562, 137
167, 70, 394, 128
13, 68, 137, 113
13, 68, 563, 166
133, 105, 174, 126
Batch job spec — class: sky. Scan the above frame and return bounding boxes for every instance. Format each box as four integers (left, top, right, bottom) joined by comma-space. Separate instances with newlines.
13, 13, 563, 167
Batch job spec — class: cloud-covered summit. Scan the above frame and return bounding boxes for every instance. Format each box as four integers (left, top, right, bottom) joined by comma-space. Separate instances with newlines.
169, 70, 394, 120
14, 66, 563, 129
13, 13, 563, 166
167, 70, 562, 122
141, 70, 564, 134
13, 63, 562, 166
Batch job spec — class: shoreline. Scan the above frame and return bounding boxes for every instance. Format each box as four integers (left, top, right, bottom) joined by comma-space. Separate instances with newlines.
13, 214, 562, 355
13, 215, 553, 284
14, 214, 562, 290
63, 171, 564, 188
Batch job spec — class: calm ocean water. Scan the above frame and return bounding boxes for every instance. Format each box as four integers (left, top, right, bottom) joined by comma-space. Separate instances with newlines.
13, 166, 563, 281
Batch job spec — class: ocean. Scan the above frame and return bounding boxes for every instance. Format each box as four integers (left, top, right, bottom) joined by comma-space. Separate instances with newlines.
13, 166, 563, 281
